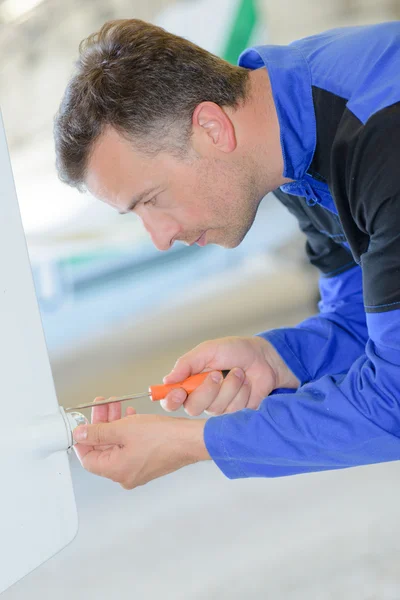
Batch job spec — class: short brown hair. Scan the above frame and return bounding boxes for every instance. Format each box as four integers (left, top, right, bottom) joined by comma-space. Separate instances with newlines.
54, 19, 250, 191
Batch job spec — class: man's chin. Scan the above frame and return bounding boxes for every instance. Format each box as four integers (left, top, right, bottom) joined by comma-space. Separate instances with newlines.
226, 230, 249, 248
216, 238, 243, 249
207, 226, 249, 249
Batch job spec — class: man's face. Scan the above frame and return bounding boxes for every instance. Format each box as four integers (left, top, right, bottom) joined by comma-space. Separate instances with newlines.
85, 127, 262, 251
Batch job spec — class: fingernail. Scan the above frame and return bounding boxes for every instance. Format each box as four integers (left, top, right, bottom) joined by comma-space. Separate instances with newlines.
211, 372, 223, 384
233, 368, 244, 381
73, 426, 87, 442
160, 399, 170, 411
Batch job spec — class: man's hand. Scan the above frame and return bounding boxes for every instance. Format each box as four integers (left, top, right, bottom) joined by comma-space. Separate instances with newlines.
73, 397, 210, 489
161, 336, 299, 416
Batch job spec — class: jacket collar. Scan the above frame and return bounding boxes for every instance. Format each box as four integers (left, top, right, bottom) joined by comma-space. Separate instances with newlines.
238, 44, 316, 181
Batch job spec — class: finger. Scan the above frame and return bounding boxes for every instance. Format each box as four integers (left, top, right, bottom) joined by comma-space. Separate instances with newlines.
76, 400, 107, 459
245, 384, 265, 411
73, 441, 93, 463
205, 368, 248, 416
92, 396, 118, 451
163, 342, 217, 384
222, 377, 251, 414
73, 420, 124, 446
108, 397, 122, 422
160, 387, 187, 412
182, 371, 223, 417
80, 444, 123, 477
125, 406, 136, 417
91, 397, 108, 424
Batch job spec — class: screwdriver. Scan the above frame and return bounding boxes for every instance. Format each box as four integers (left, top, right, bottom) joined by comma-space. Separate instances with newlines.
64, 370, 229, 412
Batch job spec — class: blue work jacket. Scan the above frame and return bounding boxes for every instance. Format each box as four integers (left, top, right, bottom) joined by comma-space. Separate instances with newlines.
204, 22, 400, 478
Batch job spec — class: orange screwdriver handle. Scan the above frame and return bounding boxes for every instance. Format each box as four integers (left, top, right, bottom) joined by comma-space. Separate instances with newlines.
149, 370, 229, 401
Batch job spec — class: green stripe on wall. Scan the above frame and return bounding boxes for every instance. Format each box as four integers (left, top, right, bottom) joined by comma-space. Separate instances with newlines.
222, 0, 258, 64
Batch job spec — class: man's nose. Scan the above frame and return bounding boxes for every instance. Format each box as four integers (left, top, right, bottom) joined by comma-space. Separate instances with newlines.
140, 214, 179, 252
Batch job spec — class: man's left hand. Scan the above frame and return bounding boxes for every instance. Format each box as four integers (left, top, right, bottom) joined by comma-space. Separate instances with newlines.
73, 397, 210, 489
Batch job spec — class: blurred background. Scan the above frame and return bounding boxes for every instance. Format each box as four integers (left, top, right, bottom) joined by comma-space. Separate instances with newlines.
2, 1, 400, 599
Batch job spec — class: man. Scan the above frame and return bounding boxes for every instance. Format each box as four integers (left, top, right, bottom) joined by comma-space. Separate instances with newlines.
54, 19, 400, 489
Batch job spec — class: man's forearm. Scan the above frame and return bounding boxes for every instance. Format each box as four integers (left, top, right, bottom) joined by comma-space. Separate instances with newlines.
258, 267, 367, 386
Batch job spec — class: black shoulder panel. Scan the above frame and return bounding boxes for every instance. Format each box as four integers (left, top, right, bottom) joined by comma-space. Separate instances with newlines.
272, 188, 356, 277
308, 87, 348, 185
330, 102, 400, 312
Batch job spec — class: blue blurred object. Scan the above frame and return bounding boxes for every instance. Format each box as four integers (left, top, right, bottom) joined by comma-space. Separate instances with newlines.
31, 196, 299, 355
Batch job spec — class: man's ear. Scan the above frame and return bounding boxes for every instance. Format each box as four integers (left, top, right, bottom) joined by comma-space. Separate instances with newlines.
191, 101, 237, 155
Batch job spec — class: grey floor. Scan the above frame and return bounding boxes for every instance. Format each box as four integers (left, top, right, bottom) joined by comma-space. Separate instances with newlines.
4, 267, 400, 599
4, 454, 400, 599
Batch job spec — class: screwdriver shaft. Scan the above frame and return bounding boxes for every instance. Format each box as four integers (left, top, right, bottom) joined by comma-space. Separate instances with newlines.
64, 370, 229, 412
65, 391, 150, 412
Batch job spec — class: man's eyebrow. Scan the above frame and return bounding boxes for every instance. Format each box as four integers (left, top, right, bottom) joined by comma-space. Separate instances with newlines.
118, 187, 158, 214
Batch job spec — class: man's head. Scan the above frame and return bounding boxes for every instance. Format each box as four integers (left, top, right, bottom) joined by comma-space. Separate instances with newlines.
54, 19, 281, 250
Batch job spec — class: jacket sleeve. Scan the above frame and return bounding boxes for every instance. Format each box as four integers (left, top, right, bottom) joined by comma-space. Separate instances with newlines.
204, 305, 400, 479
258, 264, 368, 386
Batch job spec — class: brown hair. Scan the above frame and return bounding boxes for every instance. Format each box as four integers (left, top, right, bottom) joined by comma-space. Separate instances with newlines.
54, 19, 250, 190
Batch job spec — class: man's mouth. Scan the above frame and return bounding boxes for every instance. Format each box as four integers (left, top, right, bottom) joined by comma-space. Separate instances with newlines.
195, 231, 207, 247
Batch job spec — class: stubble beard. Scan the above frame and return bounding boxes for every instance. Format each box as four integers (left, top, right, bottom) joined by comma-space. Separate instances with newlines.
195, 153, 261, 248
225, 168, 261, 247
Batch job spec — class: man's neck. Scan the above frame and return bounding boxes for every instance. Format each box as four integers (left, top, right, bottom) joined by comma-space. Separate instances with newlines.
239, 67, 292, 193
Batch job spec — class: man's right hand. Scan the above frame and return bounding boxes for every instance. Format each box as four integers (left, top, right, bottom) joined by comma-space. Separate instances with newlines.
160, 336, 300, 416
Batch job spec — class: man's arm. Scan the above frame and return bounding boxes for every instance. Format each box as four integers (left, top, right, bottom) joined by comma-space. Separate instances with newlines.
203, 310, 400, 480
258, 264, 368, 386
73, 245, 399, 486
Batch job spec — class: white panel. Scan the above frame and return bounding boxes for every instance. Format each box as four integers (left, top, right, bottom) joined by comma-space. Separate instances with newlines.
0, 112, 78, 595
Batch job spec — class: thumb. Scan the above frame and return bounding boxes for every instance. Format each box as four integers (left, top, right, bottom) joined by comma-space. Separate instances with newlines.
73, 421, 122, 446
163, 342, 214, 384
163, 359, 192, 384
